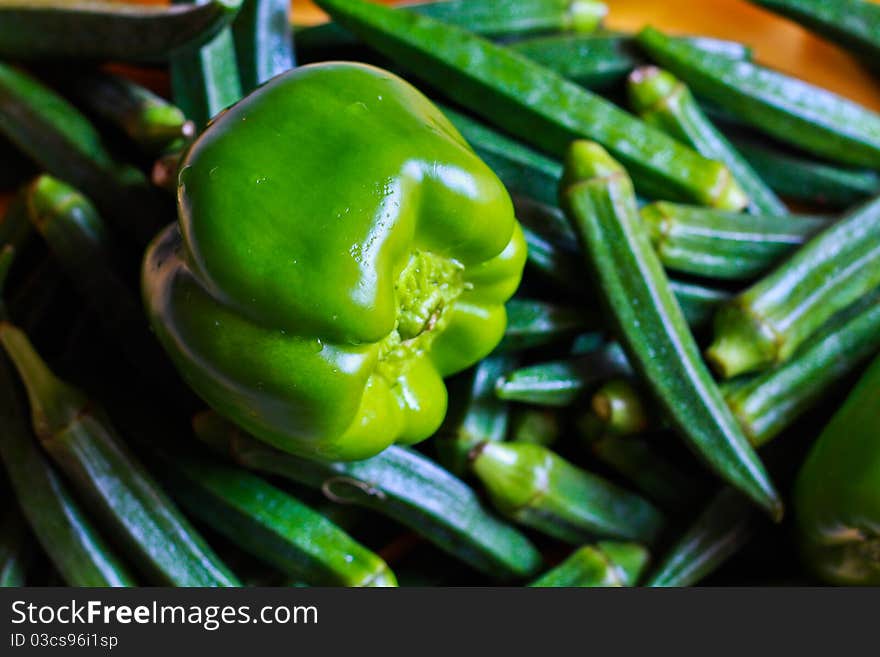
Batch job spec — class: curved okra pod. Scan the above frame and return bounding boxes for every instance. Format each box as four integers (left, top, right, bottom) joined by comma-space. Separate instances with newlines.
707, 196, 880, 378
0, 0, 243, 62
509, 407, 560, 447
297, 0, 608, 56
470, 441, 665, 544
646, 487, 756, 586
498, 298, 595, 352
0, 64, 167, 248
794, 352, 880, 585
193, 411, 543, 580
0, 350, 134, 587
495, 342, 631, 406
748, 0, 880, 61
723, 289, 880, 446
640, 202, 830, 281
315, 0, 747, 209
628, 66, 786, 216
155, 451, 396, 587
0, 500, 28, 587
637, 27, 880, 168
436, 354, 516, 476
232, 0, 295, 94
0, 322, 240, 587
529, 542, 649, 587
52, 70, 194, 156
733, 138, 880, 209
560, 140, 781, 519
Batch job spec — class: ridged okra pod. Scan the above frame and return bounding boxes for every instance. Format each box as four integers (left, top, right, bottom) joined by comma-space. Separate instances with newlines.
529, 542, 649, 587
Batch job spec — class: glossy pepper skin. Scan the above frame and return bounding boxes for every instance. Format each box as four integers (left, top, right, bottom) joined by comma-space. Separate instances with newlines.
142, 62, 526, 462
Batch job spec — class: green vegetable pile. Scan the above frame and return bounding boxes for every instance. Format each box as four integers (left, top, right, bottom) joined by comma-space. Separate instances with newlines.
1, 0, 879, 587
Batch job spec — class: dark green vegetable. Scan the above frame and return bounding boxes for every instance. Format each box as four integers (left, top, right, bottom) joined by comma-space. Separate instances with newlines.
637, 26, 880, 168
157, 451, 396, 587
470, 441, 665, 544
529, 542, 649, 587
591, 379, 650, 437
0, 321, 240, 587
748, 0, 880, 61
171, 0, 243, 130
560, 140, 781, 519
297, 0, 608, 56
511, 33, 751, 90
628, 66, 787, 216
640, 202, 829, 281
0, 63, 167, 248
315, 0, 747, 209
0, 0, 243, 62
194, 411, 543, 580
733, 138, 880, 209
436, 354, 515, 476
707, 196, 880, 378
495, 342, 631, 406
0, 348, 135, 587
646, 488, 756, 587
52, 69, 194, 156
509, 407, 560, 447
445, 107, 562, 208
723, 289, 880, 446
0, 501, 27, 587
232, 0, 295, 93
498, 298, 593, 352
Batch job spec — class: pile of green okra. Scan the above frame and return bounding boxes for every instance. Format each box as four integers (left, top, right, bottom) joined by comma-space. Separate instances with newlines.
1, 0, 879, 588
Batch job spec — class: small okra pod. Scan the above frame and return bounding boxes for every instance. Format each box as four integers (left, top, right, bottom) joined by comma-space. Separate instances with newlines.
498, 298, 595, 352
0, 322, 240, 587
640, 202, 830, 281
470, 441, 665, 544
494, 341, 631, 406
723, 289, 880, 447
560, 140, 781, 519
628, 66, 785, 216
156, 451, 397, 587
591, 378, 651, 437
529, 542, 649, 587
707, 195, 880, 378
646, 488, 756, 587
436, 354, 516, 476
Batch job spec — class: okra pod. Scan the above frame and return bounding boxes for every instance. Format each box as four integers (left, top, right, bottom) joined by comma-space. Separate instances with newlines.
734, 138, 880, 209
509, 407, 560, 447
495, 341, 631, 406
628, 66, 786, 216
315, 0, 747, 209
637, 27, 880, 168
436, 354, 515, 476
0, 64, 167, 247
591, 379, 650, 437
0, 501, 27, 587
640, 202, 829, 281
52, 70, 194, 156
0, 322, 240, 587
561, 140, 781, 519
157, 451, 396, 587
749, 0, 880, 61
723, 289, 880, 446
707, 196, 880, 378
794, 352, 880, 585
646, 487, 756, 587
0, 0, 243, 62
498, 298, 593, 352
297, 0, 607, 56
194, 411, 543, 580
232, 0, 295, 94
0, 350, 134, 587
470, 441, 665, 544
529, 542, 649, 587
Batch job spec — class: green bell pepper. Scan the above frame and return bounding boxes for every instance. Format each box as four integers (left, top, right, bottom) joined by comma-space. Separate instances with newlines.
143, 62, 526, 462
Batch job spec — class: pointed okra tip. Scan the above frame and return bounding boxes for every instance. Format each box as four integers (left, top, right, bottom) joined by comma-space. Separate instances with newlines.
627, 66, 680, 115
469, 441, 543, 514
560, 141, 625, 191
597, 541, 651, 586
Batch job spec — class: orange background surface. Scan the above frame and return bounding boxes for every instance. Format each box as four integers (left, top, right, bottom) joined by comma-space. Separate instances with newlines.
293, 0, 880, 111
